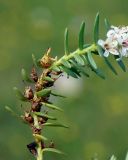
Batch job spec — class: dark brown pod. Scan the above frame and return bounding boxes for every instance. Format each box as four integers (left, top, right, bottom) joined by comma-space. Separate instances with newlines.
30, 67, 38, 82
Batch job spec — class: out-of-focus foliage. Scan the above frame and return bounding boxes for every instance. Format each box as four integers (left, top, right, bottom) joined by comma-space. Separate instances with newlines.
0, 0, 128, 160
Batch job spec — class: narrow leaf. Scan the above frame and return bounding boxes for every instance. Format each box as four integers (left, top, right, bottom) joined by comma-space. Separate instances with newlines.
43, 148, 65, 155
74, 54, 85, 66
110, 155, 116, 160
60, 66, 78, 78
70, 59, 89, 77
104, 18, 111, 32
32, 54, 38, 67
5, 106, 23, 121
51, 91, 66, 98
83, 44, 91, 48
64, 28, 69, 55
125, 152, 128, 160
70, 67, 81, 77
104, 58, 117, 75
13, 87, 27, 101
98, 45, 117, 75
34, 112, 57, 120
21, 68, 32, 83
52, 66, 61, 72
42, 102, 64, 112
33, 134, 48, 141
87, 52, 97, 69
61, 59, 71, 68
43, 76, 54, 82
5, 106, 18, 117
94, 69, 105, 79
36, 88, 51, 97
93, 13, 100, 43
79, 21, 85, 50
43, 122, 69, 128
114, 56, 126, 72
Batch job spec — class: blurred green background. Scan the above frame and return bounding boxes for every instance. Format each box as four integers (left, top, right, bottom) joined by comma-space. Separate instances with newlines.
0, 0, 128, 160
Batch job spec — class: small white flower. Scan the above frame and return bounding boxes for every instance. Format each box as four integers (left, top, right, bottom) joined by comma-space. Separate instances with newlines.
98, 38, 119, 57
98, 25, 128, 57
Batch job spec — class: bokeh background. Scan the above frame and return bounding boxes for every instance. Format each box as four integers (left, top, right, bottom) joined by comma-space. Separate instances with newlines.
0, 0, 128, 160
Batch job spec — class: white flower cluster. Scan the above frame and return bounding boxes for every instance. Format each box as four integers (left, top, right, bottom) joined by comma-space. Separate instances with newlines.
98, 26, 128, 57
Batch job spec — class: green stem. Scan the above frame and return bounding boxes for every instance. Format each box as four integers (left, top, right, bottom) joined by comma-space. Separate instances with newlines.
37, 142, 43, 160
51, 43, 97, 68
33, 114, 43, 160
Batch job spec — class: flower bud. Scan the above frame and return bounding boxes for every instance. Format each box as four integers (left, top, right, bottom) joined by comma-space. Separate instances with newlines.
24, 112, 34, 124
30, 67, 38, 82
24, 87, 34, 100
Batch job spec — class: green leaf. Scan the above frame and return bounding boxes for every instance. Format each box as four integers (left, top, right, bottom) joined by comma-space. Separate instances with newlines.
60, 66, 78, 78
51, 91, 66, 98
125, 152, 128, 160
74, 54, 85, 66
70, 59, 89, 77
79, 21, 85, 50
43, 148, 65, 155
93, 13, 100, 43
80, 55, 88, 65
83, 44, 91, 48
21, 68, 32, 83
70, 67, 81, 77
64, 28, 69, 55
33, 134, 48, 141
5, 106, 18, 117
104, 58, 117, 75
43, 76, 54, 82
52, 66, 61, 72
13, 87, 27, 101
5, 106, 22, 121
104, 18, 111, 32
42, 102, 64, 112
110, 155, 116, 160
87, 51, 97, 70
36, 88, 51, 97
61, 59, 71, 68
32, 54, 38, 67
97, 45, 117, 75
43, 122, 69, 128
114, 56, 126, 72
94, 69, 105, 79
34, 112, 57, 120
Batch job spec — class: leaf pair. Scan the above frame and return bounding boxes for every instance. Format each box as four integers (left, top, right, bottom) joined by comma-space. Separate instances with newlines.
64, 21, 85, 55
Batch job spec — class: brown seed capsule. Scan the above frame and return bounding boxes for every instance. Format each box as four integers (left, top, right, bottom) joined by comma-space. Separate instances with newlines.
40, 48, 56, 68
24, 87, 34, 100
42, 81, 54, 88
31, 99, 42, 112
38, 116, 48, 124
27, 142, 37, 156
35, 82, 43, 91
32, 126, 41, 134
30, 67, 38, 82
24, 112, 34, 124
38, 117, 45, 124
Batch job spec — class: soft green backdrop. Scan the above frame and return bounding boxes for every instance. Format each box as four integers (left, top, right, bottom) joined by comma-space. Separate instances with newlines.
0, 0, 128, 160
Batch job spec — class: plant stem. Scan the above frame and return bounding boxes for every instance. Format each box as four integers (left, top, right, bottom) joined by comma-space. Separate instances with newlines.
51, 43, 97, 68
37, 142, 43, 160
33, 114, 43, 160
